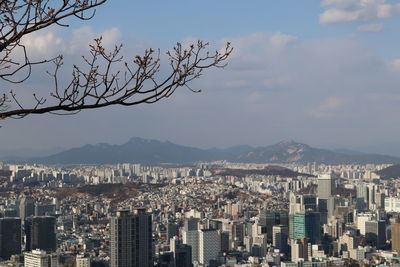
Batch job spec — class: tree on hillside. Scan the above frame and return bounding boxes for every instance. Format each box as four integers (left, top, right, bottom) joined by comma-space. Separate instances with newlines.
0, 0, 232, 119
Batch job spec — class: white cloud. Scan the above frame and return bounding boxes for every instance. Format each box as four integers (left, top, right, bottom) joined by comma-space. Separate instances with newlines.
227, 32, 298, 59
387, 58, 400, 72
215, 33, 380, 94
309, 97, 346, 118
357, 22, 384, 32
20, 26, 122, 57
101, 28, 122, 48
194, 31, 400, 134
69, 26, 122, 54
320, 0, 400, 24
22, 31, 64, 57
270, 33, 298, 47
320, 8, 360, 24
321, 0, 364, 9
9, 26, 124, 100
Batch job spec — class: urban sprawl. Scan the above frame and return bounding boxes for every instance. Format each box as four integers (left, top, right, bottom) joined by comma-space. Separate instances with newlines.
0, 162, 398, 266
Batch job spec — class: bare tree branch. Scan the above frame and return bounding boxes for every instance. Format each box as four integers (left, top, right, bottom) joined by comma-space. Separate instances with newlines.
0, 39, 232, 119
0, 0, 108, 83
0, 1, 233, 120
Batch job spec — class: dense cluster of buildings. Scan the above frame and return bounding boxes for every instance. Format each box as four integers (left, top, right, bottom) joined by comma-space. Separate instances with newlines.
0, 162, 399, 266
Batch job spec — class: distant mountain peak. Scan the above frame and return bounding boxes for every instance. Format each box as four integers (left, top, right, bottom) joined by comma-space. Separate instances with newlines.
277, 139, 297, 145
128, 137, 150, 143
24, 137, 400, 165
127, 137, 162, 144
273, 140, 309, 149
94, 142, 111, 148
237, 139, 398, 164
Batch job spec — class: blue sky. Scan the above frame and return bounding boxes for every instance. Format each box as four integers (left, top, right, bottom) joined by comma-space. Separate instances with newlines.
86, 0, 400, 54
3, 0, 400, 153
92, 1, 325, 40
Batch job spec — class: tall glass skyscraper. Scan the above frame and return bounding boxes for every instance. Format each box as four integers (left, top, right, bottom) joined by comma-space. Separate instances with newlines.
25, 216, 56, 252
290, 212, 322, 244
0, 217, 21, 260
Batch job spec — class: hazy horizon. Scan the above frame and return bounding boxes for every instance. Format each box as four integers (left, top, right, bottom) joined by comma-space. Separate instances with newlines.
4, 136, 400, 159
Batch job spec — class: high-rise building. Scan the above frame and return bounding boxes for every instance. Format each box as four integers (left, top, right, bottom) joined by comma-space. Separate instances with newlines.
357, 183, 377, 210
365, 220, 386, 249
375, 192, 386, 209
34, 203, 56, 216
209, 220, 223, 231
76, 254, 91, 267
392, 223, 400, 251
252, 233, 268, 257
385, 197, 400, 213
24, 249, 58, 267
182, 229, 199, 263
0, 217, 21, 260
357, 213, 375, 235
184, 217, 199, 231
259, 209, 288, 241
327, 196, 344, 219
19, 196, 35, 221
182, 229, 220, 265
167, 222, 179, 240
291, 238, 310, 262
198, 229, 220, 266
220, 231, 230, 252
174, 245, 192, 267
170, 237, 192, 267
327, 217, 346, 239
25, 216, 56, 252
232, 221, 244, 245
3, 208, 18, 218
368, 185, 376, 210
289, 194, 317, 214
317, 173, 335, 199
110, 208, 152, 267
290, 212, 322, 244
272, 225, 288, 254
157, 252, 174, 267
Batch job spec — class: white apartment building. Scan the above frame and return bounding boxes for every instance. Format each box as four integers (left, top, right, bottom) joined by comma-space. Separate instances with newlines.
198, 229, 220, 265
76, 255, 91, 267
182, 229, 199, 263
24, 249, 58, 267
356, 213, 375, 235
182, 229, 220, 265
385, 197, 400, 213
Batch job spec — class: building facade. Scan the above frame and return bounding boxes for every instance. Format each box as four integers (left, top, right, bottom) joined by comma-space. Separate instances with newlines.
110, 208, 152, 267
24, 250, 58, 267
25, 216, 56, 252
0, 218, 21, 260
198, 229, 220, 266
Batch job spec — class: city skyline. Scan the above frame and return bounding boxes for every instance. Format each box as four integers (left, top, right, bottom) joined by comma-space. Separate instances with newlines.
0, 159, 398, 266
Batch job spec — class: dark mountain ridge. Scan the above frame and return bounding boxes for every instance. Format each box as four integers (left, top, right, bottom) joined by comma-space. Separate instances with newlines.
236, 140, 399, 165
375, 164, 400, 179
23, 138, 400, 165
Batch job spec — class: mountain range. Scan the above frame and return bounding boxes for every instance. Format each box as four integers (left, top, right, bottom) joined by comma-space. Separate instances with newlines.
236, 140, 400, 165
375, 164, 400, 179
15, 137, 400, 165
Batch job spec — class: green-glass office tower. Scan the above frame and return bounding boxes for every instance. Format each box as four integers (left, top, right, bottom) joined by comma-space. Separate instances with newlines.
289, 212, 322, 244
